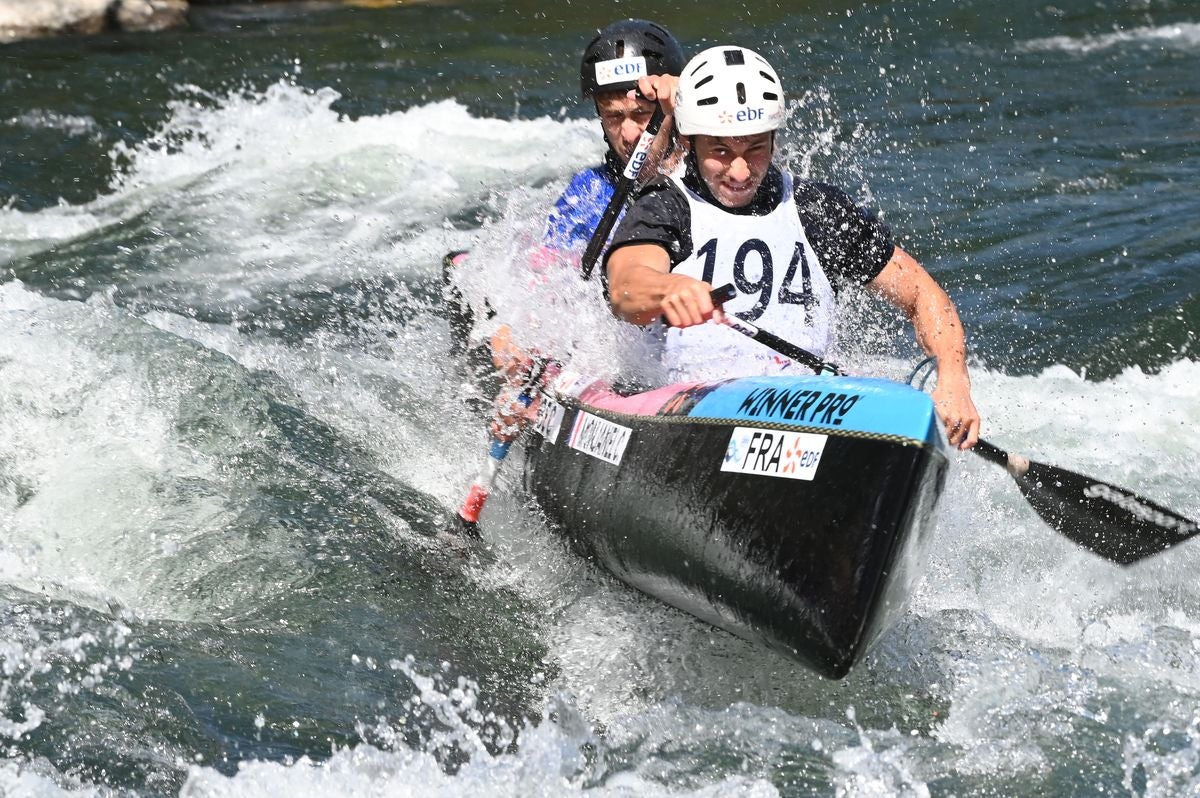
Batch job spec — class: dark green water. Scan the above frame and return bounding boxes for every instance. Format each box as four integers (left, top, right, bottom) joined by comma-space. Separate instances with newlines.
1, 1, 1198, 795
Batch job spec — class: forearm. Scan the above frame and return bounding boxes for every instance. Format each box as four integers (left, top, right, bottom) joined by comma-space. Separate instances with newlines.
607, 243, 678, 325
870, 246, 980, 447
873, 247, 969, 383
610, 270, 682, 325
910, 283, 971, 388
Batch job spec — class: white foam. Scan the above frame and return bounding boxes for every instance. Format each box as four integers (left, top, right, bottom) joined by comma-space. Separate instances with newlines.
0, 282, 314, 622
6, 110, 99, 137
0, 762, 108, 798
1020, 22, 1200, 54
1, 82, 603, 292
178, 742, 779, 798
179, 658, 782, 798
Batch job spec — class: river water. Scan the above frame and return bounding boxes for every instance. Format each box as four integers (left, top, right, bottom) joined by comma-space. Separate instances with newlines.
1, 1, 1198, 795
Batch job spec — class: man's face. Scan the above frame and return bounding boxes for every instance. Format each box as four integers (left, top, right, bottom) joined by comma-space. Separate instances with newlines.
595, 90, 656, 165
691, 133, 774, 208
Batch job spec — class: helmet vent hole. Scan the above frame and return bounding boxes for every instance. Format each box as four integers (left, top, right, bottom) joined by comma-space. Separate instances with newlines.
762, 92, 779, 101
694, 75, 714, 89
736, 82, 746, 104
696, 97, 719, 106
759, 71, 778, 84
723, 49, 745, 66
615, 38, 626, 57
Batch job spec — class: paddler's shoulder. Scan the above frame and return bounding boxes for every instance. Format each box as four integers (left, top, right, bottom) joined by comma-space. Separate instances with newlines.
630, 173, 684, 202
556, 163, 617, 206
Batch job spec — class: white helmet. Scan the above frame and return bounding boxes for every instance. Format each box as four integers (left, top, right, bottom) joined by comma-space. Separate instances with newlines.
674, 46, 785, 137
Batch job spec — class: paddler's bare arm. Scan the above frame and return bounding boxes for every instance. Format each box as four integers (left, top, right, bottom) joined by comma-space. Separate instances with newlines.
606, 243, 725, 328
869, 245, 981, 449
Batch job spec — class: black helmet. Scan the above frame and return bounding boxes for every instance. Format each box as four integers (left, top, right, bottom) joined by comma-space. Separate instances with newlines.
579, 19, 686, 99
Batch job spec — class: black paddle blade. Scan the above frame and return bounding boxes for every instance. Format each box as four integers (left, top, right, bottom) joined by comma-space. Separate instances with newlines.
1012, 459, 1198, 565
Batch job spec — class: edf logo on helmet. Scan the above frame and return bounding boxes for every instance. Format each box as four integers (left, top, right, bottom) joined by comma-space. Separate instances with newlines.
720, 108, 765, 124
595, 56, 647, 87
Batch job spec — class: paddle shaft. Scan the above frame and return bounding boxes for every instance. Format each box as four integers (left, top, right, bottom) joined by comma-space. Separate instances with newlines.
580, 105, 667, 281
709, 284, 842, 375
456, 361, 545, 530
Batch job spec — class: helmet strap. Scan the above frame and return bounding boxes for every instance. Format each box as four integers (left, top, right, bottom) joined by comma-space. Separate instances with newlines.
682, 140, 720, 206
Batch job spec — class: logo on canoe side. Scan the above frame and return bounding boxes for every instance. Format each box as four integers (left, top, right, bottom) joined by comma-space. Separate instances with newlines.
534, 394, 565, 443
568, 411, 632, 466
736, 387, 860, 426
721, 427, 827, 481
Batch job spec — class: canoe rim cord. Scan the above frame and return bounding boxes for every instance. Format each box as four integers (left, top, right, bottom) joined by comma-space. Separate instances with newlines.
906, 356, 938, 391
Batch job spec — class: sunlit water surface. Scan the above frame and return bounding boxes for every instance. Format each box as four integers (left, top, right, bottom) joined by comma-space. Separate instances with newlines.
1, 1, 1198, 795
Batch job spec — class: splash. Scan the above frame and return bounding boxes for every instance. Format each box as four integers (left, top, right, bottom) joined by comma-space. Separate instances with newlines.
179, 656, 781, 797
0, 603, 137, 742
2, 81, 602, 286
1124, 712, 1200, 796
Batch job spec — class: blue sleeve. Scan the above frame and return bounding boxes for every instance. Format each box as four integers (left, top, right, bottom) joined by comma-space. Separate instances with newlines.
543, 167, 616, 252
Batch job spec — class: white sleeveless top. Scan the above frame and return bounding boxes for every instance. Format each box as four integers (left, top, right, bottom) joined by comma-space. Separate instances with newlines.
664, 173, 837, 382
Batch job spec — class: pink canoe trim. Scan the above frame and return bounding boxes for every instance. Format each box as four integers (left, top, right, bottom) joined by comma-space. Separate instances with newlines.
574, 380, 709, 416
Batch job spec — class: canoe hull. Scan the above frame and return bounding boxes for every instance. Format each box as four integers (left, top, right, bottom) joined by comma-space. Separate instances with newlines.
523, 372, 949, 678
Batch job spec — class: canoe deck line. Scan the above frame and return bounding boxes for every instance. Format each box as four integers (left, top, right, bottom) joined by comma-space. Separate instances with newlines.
523, 370, 950, 678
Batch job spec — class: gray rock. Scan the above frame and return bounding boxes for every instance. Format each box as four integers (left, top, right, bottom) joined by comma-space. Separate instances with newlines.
0, 0, 110, 42
113, 0, 187, 32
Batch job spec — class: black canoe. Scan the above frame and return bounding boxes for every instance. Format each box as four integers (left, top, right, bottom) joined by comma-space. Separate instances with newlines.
522, 369, 950, 678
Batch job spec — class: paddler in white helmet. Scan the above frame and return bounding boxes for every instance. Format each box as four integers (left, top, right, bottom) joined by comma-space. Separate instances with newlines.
604, 46, 981, 449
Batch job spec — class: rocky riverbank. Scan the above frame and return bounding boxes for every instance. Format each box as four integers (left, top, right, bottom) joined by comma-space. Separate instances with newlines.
0, 0, 187, 42
1, 0, 397, 44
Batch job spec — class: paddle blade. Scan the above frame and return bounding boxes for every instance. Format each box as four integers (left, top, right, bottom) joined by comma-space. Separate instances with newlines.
1012, 460, 1198, 565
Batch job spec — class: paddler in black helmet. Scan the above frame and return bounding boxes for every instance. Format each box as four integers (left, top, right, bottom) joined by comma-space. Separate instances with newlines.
542, 19, 687, 251
605, 46, 982, 450
446, 21, 688, 536
475, 20, 687, 438
448, 18, 684, 275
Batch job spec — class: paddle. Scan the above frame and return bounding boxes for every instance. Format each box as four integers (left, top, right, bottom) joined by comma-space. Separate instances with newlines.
452, 102, 668, 534
453, 360, 545, 535
708, 283, 844, 376
708, 283, 1198, 565
579, 104, 667, 280
969, 439, 1198, 565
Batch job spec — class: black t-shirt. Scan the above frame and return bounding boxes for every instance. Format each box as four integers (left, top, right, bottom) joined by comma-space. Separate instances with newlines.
603, 164, 895, 293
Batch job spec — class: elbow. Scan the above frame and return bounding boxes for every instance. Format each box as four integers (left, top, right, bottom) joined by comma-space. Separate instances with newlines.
607, 245, 670, 325
606, 266, 637, 322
